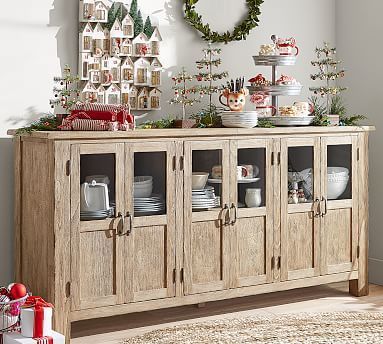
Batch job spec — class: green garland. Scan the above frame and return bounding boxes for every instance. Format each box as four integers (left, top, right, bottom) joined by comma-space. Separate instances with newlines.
184, 0, 264, 44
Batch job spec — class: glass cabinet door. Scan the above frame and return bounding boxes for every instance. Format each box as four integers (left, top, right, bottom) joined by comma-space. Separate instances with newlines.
280, 138, 321, 281
230, 139, 274, 287
320, 136, 359, 275
183, 140, 231, 295
70, 143, 125, 311
124, 142, 176, 303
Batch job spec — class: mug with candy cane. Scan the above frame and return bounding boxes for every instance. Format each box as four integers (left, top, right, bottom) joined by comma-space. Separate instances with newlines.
250, 92, 276, 117
273, 36, 299, 56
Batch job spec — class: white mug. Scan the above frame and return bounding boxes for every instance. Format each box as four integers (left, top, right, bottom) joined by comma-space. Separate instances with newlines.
237, 166, 248, 180
294, 102, 314, 116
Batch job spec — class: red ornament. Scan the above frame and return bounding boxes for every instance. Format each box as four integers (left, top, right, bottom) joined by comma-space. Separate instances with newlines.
9, 283, 27, 300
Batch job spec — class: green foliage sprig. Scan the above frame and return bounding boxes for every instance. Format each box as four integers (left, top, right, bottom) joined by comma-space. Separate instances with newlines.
16, 114, 60, 135
190, 104, 223, 128
257, 118, 275, 128
184, 0, 264, 44
139, 117, 175, 129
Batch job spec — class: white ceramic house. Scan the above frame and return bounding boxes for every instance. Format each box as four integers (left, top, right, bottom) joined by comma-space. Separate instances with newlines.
150, 57, 162, 87
129, 86, 138, 110
134, 57, 150, 85
79, 23, 94, 52
149, 27, 162, 56
103, 27, 110, 54
96, 85, 106, 103
88, 56, 102, 84
101, 54, 111, 70
137, 87, 150, 110
81, 81, 98, 102
79, 0, 95, 22
149, 88, 161, 110
79, 52, 93, 80
94, 1, 109, 22
121, 82, 131, 105
105, 84, 121, 105
110, 56, 121, 83
121, 57, 134, 83
133, 32, 150, 56
121, 14, 134, 38
110, 18, 124, 56
93, 23, 107, 56
120, 38, 132, 56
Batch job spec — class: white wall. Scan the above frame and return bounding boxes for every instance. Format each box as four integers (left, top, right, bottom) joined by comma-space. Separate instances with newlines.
336, 0, 383, 285
0, 0, 336, 285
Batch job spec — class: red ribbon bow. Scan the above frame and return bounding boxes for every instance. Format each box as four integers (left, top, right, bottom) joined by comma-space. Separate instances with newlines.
23, 296, 54, 339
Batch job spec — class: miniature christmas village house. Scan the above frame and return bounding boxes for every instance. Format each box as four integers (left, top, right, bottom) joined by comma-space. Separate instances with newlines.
96, 85, 106, 103
110, 18, 124, 56
93, 23, 107, 56
121, 57, 134, 83
120, 39, 133, 56
121, 82, 130, 105
79, 52, 92, 80
134, 57, 150, 85
95, 1, 108, 22
110, 56, 121, 83
149, 27, 162, 56
121, 14, 134, 38
81, 81, 98, 102
129, 86, 138, 109
137, 87, 150, 110
150, 58, 162, 87
105, 84, 121, 104
79, 0, 109, 22
149, 88, 161, 109
133, 33, 150, 56
79, 23, 94, 52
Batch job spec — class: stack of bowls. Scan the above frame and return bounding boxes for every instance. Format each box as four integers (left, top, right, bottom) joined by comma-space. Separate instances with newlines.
192, 172, 209, 190
327, 167, 349, 200
134, 176, 153, 198
221, 111, 258, 128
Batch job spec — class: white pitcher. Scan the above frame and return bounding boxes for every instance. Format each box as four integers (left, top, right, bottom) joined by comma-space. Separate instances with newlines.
245, 188, 262, 208
80, 180, 110, 212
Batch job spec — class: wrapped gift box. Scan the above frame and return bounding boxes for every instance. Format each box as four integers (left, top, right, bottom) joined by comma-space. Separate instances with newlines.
3, 331, 64, 344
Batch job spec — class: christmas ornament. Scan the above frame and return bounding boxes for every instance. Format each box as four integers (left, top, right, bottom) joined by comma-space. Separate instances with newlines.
9, 283, 27, 300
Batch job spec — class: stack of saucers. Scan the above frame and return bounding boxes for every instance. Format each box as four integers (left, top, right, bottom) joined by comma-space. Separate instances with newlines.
221, 111, 258, 128
192, 186, 220, 211
134, 194, 166, 216
80, 206, 115, 221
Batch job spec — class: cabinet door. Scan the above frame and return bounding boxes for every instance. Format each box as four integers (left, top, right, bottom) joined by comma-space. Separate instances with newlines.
70, 143, 125, 311
280, 138, 321, 281
124, 142, 176, 303
183, 140, 231, 295
320, 136, 359, 275
230, 139, 274, 287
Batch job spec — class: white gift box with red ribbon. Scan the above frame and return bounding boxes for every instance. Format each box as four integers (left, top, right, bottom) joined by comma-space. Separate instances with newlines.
20, 308, 52, 338
3, 331, 64, 344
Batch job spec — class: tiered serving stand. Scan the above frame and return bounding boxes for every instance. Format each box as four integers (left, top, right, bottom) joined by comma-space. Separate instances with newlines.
248, 55, 313, 126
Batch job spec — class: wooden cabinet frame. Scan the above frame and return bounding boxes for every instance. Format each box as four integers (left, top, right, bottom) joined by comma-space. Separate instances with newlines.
12, 127, 373, 343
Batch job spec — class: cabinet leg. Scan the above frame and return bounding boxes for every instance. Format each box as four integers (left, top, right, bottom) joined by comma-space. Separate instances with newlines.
349, 279, 369, 297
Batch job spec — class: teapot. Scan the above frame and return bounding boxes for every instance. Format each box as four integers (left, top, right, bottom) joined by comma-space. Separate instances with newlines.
80, 180, 110, 212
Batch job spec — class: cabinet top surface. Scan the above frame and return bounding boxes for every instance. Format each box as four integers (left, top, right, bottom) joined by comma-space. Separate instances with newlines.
8, 126, 375, 141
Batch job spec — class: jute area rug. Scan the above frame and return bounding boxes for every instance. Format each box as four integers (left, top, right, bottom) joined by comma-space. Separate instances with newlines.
122, 312, 383, 344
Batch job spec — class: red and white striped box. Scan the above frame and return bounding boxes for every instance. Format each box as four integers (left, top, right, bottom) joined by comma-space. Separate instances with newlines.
3, 331, 64, 344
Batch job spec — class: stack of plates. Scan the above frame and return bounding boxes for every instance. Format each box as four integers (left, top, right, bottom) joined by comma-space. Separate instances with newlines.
221, 111, 258, 128
80, 207, 114, 221
192, 186, 220, 211
134, 194, 165, 216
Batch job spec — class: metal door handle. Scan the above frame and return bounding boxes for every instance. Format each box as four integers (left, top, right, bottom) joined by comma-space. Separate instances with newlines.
230, 203, 238, 225
117, 212, 125, 236
321, 197, 328, 217
126, 212, 133, 235
314, 198, 321, 218
221, 204, 230, 226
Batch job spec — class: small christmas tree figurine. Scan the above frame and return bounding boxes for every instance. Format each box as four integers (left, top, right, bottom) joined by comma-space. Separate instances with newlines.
193, 44, 229, 112
143, 16, 154, 37
169, 67, 201, 121
49, 65, 80, 114
309, 42, 347, 115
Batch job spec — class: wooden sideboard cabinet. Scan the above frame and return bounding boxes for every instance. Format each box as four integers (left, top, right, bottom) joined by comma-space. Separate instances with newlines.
11, 126, 373, 343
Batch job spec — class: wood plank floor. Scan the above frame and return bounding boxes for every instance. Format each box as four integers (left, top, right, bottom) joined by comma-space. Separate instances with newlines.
71, 283, 383, 344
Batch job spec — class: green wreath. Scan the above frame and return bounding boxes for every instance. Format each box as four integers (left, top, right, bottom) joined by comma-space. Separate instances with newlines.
184, 0, 264, 44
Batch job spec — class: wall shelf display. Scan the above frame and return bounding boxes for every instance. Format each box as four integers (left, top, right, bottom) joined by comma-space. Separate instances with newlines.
12, 125, 374, 343
78, 0, 163, 109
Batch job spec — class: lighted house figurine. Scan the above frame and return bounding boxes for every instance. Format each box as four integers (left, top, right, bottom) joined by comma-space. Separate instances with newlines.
110, 56, 121, 84
133, 32, 150, 56
137, 87, 150, 110
93, 23, 107, 56
149, 88, 161, 110
105, 84, 121, 105
96, 85, 106, 103
110, 18, 124, 56
103, 27, 110, 54
81, 81, 98, 102
79, 52, 92, 80
129, 86, 138, 110
121, 57, 134, 83
101, 54, 113, 86
134, 57, 150, 85
121, 82, 131, 105
79, 23, 94, 52
121, 14, 134, 38
89, 56, 102, 84
149, 27, 162, 56
79, 0, 95, 22
120, 39, 133, 56
94, 1, 109, 22
150, 57, 162, 87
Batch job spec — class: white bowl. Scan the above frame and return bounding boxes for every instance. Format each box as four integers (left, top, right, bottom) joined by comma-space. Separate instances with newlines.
134, 181, 153, 198
192, 173, 209, 190
327, 177, 349, 200
328, 167, 349, 177
134, 176, 153, 185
